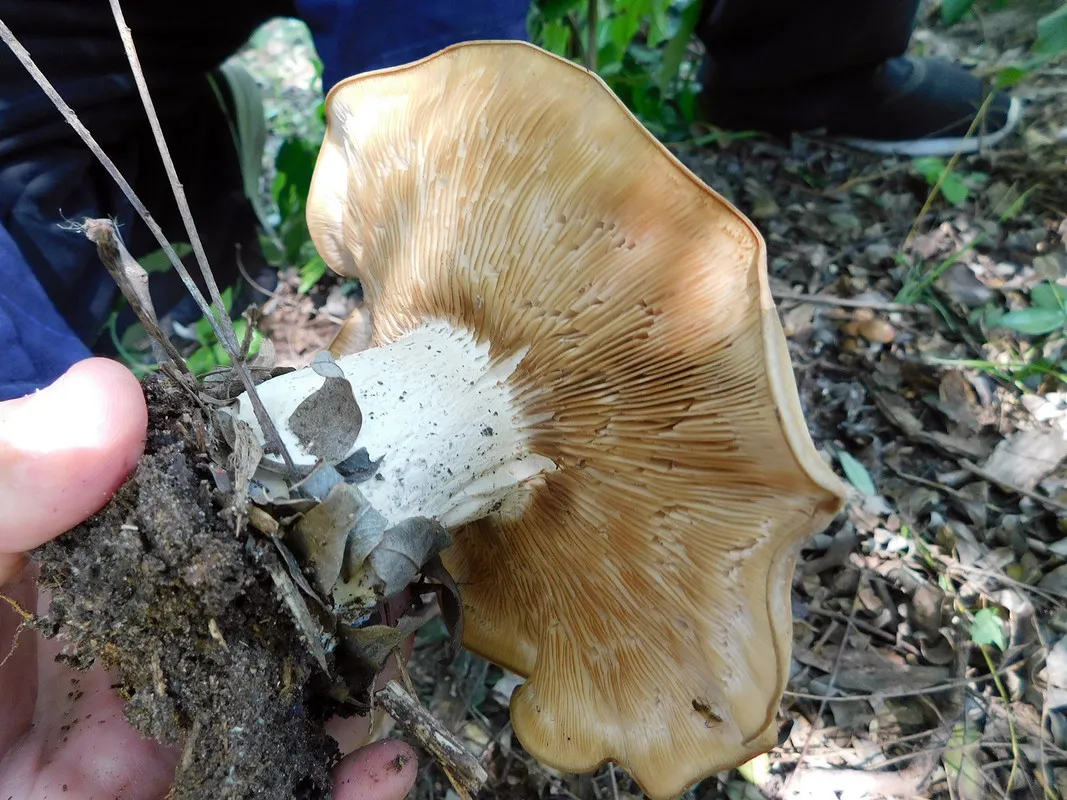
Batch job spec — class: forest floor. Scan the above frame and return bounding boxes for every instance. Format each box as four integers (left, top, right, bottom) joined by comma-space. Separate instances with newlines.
231, 7, 1067, 799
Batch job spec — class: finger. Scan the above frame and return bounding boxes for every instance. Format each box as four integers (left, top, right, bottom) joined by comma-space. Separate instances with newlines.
332, 739, 418, 800
0, 358, 147, 585
0, 568, 39, 755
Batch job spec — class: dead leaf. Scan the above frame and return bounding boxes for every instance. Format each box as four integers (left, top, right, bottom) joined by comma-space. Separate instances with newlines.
422, 555, 465, 662
982, 427, 1067, 492
937, 371, 985, 434
266, 559, 329, 674
792, 644, 951, 694
288, 352, 363, 464
366, 517, 452, 598
228, 415, 264, 512
290, 482, 366, 596
336, 448, 382, 484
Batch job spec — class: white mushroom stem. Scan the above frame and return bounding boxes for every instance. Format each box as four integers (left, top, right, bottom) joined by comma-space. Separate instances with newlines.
231, 320, 556, 530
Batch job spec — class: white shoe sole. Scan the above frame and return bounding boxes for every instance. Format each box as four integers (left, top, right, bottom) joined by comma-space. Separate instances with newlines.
834, 95, 1023, 157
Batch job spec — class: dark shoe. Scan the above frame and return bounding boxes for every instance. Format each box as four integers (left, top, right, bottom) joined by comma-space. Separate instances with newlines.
701, 56, 1022, 157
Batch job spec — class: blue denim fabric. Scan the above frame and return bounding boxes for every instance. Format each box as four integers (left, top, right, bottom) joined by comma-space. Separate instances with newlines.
0, 223, 90, 401
297, 0, 529, 89
0, 0, 528, 401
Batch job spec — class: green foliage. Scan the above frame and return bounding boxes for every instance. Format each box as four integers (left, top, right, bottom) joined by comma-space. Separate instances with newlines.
941, 0, 1067, 87
1035, 1, 1067, 55
138, 243, 192, 274
992, 280, 1067, 336
528, 0, 705, 137
969, 607, 1006, 650
270, 136, 319, 267
837, 450, 877, 496
186, 287, 264, 375
941, 0, 978, 25
912, 157, 988, 207
299, 255, 329, 294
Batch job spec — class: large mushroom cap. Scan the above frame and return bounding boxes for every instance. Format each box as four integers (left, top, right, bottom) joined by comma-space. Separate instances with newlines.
307, 41, 847, 800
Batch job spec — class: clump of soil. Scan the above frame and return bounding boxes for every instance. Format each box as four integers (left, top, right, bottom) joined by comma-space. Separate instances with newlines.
30, 373, 350, 799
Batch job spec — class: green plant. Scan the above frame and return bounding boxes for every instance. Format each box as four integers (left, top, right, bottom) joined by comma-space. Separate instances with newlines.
912, 157, 988, 206
186, 286, 264, 375
528, 0, 705, 137
994, 280, 1067, 335
940, 0, 1067, 87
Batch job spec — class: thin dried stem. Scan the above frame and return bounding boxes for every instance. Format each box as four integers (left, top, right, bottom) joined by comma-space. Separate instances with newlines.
105, 0, 230, 346
785, 569, 864, 794
105, 0, 295, 469
784, 661, 1023, 703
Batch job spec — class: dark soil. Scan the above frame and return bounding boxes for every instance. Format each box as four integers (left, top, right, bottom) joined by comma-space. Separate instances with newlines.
30, 373, 344, 800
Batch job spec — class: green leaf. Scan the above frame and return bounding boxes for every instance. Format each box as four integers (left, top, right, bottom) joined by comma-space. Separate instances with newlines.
941, 0, 976, 25
538, 18, 574, 56
940, 173, 971, 206
837, 450, 876, 496
912, 156, 946, 183
1030, 282, 1067, 310
995, 65, 1030, 89
998, 307, 1067, 336
659, 0, 703, 93
187, 345, 220, 375
969, 607, 1006, 650
273, 136, 318, 209
212, 61, 274, 235
139, 243, 191, 274
535, 0, 582, 20
1035, 3, 1067, 57
912, 157, 970, 206
299, 255, 329, 294
194, 287, 235, 345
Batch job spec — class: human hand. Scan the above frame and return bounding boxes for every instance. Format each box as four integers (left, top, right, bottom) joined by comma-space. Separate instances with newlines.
0, 358, 417, 799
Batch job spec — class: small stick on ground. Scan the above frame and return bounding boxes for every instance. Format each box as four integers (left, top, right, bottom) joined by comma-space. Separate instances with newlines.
375, 679, 488, 800
774, 291, 928, 313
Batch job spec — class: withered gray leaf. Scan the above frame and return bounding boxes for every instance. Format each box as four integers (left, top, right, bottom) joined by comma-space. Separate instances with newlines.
290, 483, 367, 596
367, 517, 452, 597
339, 623, 405, 673
288, 356, 362, 464
228, 415, 264, 510
265, 560, 329, 674
271, 534, 325, 607
336, 448, 382, 484
292, 462, 344, 501
310, 350, 346, 379
422, 554, 465, 663
344, 505, 389, 570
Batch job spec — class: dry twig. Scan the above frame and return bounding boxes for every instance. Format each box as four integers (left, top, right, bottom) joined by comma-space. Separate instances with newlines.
375, 680, 488, 800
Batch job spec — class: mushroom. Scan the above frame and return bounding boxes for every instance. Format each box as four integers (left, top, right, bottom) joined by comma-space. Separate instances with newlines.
231, 40, 847, 799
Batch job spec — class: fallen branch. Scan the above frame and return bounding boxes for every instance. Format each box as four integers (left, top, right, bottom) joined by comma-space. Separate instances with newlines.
375, 679, 488, 800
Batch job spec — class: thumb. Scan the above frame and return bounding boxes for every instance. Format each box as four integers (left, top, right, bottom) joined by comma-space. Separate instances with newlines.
0, 358, 147, 585
333, 740, 418, 800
